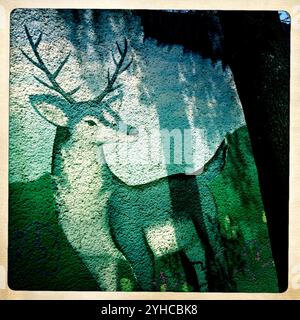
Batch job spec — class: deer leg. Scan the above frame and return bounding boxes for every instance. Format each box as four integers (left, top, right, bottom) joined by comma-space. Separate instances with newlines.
57, 204, 127, 291
123, 244, 155, 291
184, 240, 208, 292
82, 255, 120, 291
112, 225, 155, 291
195, 182, 231, 289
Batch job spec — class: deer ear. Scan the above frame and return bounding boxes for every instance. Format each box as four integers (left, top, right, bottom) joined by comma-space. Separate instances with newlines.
201, 138, 228, 180
29, 94, 70, 127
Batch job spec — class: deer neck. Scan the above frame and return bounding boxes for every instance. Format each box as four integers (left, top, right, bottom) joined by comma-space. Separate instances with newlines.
52, 127, 114, 196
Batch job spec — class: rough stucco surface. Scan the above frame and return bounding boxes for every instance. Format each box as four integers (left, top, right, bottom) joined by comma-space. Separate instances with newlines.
9, 9, 245, 184
9, 9, 278, 292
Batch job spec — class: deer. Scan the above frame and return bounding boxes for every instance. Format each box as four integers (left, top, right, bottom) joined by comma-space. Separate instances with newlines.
21, 25, 230, 291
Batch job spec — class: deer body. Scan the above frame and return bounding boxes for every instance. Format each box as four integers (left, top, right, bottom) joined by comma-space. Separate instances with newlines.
51, 125, 222, 291
22, 25, 229, 291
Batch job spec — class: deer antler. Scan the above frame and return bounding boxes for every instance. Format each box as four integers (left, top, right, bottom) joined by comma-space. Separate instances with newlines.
93, 38, 133, 103
21, 25, 80, 104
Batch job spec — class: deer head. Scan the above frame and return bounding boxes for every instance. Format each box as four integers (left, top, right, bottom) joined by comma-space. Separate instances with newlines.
21, 25, 138, 145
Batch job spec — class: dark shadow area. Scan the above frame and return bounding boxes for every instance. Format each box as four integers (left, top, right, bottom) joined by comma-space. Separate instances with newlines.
179, 250, 200, 291
167, 173, 235, 291
55, 10, 86, 64
135, 10, 225, 64
135, 9, 289, 292
219, 11, 290, 292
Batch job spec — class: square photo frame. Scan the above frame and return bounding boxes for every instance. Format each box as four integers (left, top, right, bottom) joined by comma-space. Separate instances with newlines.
0, 0, 298, 300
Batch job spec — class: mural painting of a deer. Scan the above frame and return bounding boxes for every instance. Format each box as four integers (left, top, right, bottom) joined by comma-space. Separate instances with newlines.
22, 25, 230, 291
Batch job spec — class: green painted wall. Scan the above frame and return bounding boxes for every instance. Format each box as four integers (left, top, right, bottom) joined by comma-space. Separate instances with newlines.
9, 127, 277, 292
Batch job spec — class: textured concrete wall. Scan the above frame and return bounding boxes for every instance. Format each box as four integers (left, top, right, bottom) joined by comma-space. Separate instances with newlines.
10, 9, 245, 184
9, 9, 278, 292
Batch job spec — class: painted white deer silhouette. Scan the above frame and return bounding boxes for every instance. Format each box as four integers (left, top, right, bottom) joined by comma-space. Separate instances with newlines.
22, 25, 230, 291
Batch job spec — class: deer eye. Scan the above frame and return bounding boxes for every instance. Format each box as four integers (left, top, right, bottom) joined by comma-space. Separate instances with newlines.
85, 120, 97, 127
